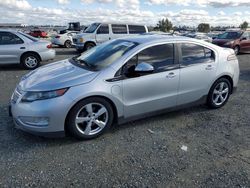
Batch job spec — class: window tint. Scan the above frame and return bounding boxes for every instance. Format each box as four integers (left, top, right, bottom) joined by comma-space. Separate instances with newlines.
112, 24, 127, 34
124, 44, 174, 76
242, 32, 250, 39
0, 32, 24, 45
181, 43, 214, 65
97, 24, 109, 34
128, 25, 146, 34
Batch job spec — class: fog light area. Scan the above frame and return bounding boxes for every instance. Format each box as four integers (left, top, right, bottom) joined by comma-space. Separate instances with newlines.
18, 116, 49, 127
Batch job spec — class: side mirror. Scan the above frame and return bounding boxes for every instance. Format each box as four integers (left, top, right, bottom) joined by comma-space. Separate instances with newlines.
241, 37, 247, 41
135, 62, 154, 73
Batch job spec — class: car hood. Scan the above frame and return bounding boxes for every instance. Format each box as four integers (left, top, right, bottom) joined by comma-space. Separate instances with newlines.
19, 59, 99, 91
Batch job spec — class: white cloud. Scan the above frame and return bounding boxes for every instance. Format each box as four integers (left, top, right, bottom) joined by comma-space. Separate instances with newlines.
218, 11, 225, 16
57, 0, 70, 4
0, 0, 31, 10
81, 0, 140, 9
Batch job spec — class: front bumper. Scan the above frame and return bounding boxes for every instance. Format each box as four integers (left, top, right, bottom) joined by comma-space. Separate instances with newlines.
10, 91, 73, 137
75, 43, 85, 51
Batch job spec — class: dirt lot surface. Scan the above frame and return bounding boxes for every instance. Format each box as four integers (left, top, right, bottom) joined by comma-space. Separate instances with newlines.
0, 48, 249, 187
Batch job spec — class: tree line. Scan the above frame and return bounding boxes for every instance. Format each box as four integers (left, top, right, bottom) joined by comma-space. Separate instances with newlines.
154, 18, 249, 33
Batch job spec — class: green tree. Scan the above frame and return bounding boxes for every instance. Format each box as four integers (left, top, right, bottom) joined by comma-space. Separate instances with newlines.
197, 23, 210, 33
155, 18, 173, 32
240, 21, 248, 30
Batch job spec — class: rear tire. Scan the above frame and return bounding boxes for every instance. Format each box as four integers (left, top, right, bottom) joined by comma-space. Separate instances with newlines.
207, 78, 232, 109
67, 97, 114, 140
21, 53, 40, 70
64, 40, 72, 48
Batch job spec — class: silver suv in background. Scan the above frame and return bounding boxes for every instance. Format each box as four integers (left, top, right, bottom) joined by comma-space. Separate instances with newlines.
10, 35, 239, 139
0, 30, 55, 69
73, 23, 148, 52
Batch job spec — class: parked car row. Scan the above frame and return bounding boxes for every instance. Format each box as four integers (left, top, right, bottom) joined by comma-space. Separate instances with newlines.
73, 23, 149, 52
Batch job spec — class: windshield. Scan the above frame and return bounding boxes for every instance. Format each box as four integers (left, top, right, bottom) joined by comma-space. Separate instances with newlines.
18, 32, 39, 42
85, 23, 100, 33
71, 39, 138, 71
217, 32, 242, 39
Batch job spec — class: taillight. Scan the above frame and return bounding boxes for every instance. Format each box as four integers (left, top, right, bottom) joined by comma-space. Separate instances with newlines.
55, 35, 60, 38
227, 54, 237, 61
47, 44, 52, 49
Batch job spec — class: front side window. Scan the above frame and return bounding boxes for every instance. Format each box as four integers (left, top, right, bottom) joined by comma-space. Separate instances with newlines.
123, 43, 174, 77
241, 32, 250, 40
0, 32, 24, 45
181, 43, 215, 65
70, 39, 138, 71
112, 24, 127, 34
97, 24, 109, 34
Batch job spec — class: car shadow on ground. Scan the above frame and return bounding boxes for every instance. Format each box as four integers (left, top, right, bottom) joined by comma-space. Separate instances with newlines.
1, 104, 210, 146
0, 64, 25, 71
54, 48, 79, 56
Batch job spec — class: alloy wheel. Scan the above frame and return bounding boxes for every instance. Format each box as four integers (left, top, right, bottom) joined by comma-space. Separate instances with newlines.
24, 56, 38, 69
75, 103, 108, 136
212, 82, 229, 106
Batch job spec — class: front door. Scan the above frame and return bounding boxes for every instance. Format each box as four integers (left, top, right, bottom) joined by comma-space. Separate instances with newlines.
95, 24, 110, 45
122, 43, 180, 118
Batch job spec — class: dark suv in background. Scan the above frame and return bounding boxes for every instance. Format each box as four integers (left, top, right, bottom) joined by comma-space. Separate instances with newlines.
212, 30, 250, 55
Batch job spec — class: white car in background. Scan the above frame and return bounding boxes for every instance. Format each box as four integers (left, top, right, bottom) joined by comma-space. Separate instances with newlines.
74, 23, 148, 52
51, 30, 79, 48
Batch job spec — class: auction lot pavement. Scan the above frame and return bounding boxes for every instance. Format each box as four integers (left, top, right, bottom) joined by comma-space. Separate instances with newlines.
0, 48, 249, 187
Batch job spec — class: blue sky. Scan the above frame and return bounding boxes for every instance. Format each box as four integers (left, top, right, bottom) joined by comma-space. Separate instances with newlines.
0, 0, 250, 26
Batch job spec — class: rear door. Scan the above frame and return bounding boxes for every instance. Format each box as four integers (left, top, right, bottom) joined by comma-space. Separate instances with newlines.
110, 24, 128, 40
177, 42, 217, 105
95, 24, 110, 44
0, 31, 25, 64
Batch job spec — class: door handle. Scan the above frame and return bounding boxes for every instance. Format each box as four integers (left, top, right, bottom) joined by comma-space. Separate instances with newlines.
109, 37, 111, 40
20, 47, 25, 49
166, 72, 176, 79
205, 64, 213, 70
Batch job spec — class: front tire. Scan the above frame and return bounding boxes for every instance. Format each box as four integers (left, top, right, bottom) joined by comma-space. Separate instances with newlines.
84, 42, 95, 51
234, 45, 240, 55
67, 97, 114, 140
64, 40, 72, 48
21, 53, 40, 70
207, 78, 232, 109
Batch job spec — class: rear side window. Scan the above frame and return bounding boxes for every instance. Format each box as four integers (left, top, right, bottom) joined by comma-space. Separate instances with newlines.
97, 24, 109, 34
112, 24, 127, 34
128, 25, 146, 34
181, 43, 214, 65
0, 32, 24, 45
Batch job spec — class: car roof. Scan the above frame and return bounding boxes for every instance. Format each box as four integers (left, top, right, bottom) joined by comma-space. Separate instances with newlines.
121, 34, 204, 44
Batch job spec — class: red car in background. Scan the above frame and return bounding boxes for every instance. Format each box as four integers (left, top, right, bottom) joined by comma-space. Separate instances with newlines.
29, 30, 47, 38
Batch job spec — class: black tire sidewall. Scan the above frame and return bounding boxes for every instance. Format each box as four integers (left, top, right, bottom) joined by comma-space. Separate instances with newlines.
234, 46, 240, 55
21, 53, 40, 70
65, 40, 72, 48
207, 78, 232, 109
67, 97, 114, 140
84, 43, 95, 50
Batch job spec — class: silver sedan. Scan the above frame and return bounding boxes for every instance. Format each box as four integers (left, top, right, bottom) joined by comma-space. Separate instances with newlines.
0, 30, 55, 69
10, 35, 239, 139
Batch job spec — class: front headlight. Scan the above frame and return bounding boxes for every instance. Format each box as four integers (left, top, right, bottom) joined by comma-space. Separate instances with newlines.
225, 41, 234, 45
80, 38, 84, 43
21, 88, 68, 102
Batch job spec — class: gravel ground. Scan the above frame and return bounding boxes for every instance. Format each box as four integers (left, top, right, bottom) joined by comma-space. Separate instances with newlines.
0, 48, 249, 187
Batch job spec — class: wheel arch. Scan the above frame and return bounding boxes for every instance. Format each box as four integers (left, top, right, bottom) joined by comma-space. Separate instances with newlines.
20, 51, 42, 62
212, 75, 234, 94
64, 95, 118, 134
